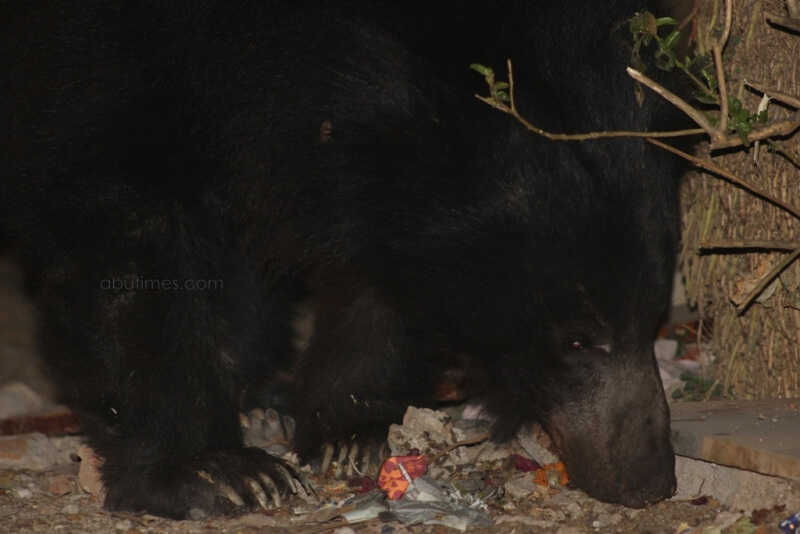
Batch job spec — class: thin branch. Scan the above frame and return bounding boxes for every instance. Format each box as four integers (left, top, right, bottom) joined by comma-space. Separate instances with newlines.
745, 80, 800, 109
475, 71, 705, 143
766, 139, 800, 169
768, 15, 800, 33
736, 246, 800, 314
720, 0, 734, 47
626, 67, 716, 136
709, 0, 732, 138
630, 63, 800, 150
429, 432, 490, 464
710, 109, 800, 149
699, 239, 800, 251
647, 138, 800, 220
713, 43, 729, 136
507, 59, 517, 113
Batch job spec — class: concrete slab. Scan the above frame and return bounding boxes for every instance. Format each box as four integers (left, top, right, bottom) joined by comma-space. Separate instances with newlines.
670, 399, 800, 481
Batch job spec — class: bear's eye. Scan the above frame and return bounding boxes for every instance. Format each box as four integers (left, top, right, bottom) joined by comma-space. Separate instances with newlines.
569, 340, 584, 350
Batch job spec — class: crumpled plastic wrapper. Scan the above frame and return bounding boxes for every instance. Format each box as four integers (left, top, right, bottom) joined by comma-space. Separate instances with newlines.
377, 453, 428, 499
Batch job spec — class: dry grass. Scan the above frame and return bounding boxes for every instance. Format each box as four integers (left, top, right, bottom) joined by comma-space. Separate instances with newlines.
681, 0, 800, 398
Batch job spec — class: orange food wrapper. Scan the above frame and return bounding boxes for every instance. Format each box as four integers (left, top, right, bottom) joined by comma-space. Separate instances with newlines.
377, 454, 428, 499
534, 462, 569, 487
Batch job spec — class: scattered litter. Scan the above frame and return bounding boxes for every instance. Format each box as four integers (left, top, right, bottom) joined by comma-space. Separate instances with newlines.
387, 407, 469, 464
511, 453, 540, 472
535, 462, 569, 487
516, 425, 559, 466
337, 490, 389, 523
301, 472, 497, 531
656, 339, 701, 393
780, 511, 800, 534
382, 475, 495, 531
377, 452, 428, 499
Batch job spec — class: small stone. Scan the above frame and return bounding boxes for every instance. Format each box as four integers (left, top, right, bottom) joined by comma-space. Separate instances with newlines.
625, 507, 643, 519
13, 488, 32, 499
592, 512, 622, 528
48, 474, 76, 496
0, 432, 72, 470
0, 435, 27, 462
495, 516, 555, 529
114, 519, 133, 531
62, 503, 80, 515
503, 473, 538, 500
564, 501, 584, 519
77, 444, 106, 498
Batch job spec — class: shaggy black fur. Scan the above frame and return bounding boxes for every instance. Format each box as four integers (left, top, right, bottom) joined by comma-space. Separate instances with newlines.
2, 0, 686, 518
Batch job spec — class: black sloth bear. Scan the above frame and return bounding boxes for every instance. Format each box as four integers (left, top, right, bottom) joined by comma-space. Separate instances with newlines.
1, 0, 687, 519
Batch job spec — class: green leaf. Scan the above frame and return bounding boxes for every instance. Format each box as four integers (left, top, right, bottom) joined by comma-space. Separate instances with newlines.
700, 68, 718, 91
757, 110, 768, 123
662, 30, 681, 51
703, 112, 720, 125
694, 92, 719, 105
737, 128, 751, 147
493, 90, 510, 101
728, 96, 743, 114
469, 63, 493, 77
656, 56, 672, 71
493, 81, 509, 89
655, 16, 679, 26
735, 121, 752, 134
630, 11, 658, 37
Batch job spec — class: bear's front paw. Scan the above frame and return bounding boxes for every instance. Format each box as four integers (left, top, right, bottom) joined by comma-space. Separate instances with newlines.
104, 447, 315, 519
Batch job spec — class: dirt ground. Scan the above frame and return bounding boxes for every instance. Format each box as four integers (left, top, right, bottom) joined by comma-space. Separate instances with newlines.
0, 433, 794, 534
0, 254, 795, 533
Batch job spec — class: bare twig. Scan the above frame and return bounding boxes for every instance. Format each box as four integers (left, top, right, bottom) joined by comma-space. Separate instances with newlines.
475, 93, 705, 140
626, 67, 716, 136
628, 67, 800, 149
713, 43, 729, 136
768, 14, 800, 33
647, 138, 800, 220
429, 432, 490, 464
736, 246, 800, 314
745, 80, 800, 109
710, 109, 800, 149
475, 61, 705, 142
720, 0, 734, 47
507, 59, 517, 113
699, 239, 800, 251
711, 0, 733, 136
